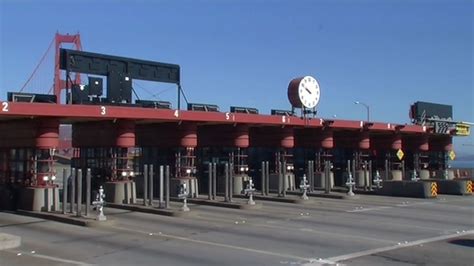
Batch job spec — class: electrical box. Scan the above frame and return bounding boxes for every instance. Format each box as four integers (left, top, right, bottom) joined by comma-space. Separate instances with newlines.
71, 84, 89, 104
107, 72, 132, 103
88, 77, 103, 96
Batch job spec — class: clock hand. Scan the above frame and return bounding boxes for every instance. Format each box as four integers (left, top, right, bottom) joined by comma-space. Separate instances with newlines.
305, 88, 312, 94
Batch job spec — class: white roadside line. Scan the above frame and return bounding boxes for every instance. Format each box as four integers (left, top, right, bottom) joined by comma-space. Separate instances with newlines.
346, 201, 435, 213
346, 206, 393, 212
5, 249, 91, 266
395, 202, 433, 207
312, 230, 474, 265
109, 224, 316, 262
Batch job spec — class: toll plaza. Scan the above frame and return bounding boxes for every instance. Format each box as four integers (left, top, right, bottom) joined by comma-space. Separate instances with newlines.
0, 33, 471, 220
0, 34, 473, 264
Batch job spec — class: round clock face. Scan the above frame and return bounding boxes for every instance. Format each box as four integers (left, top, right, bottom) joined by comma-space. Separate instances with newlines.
297, 76, 320, 109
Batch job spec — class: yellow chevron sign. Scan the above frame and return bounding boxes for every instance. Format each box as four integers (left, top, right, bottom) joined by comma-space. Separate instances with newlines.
467, 181, 472, 194
396, 149, 404, 161
448, 150, 456, 161
430, 182, 437, 197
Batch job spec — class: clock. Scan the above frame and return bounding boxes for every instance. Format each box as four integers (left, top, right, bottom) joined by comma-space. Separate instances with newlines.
287, 76, 320, 109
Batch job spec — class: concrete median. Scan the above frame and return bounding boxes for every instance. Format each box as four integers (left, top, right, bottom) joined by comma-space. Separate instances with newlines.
378, 180, 437, 198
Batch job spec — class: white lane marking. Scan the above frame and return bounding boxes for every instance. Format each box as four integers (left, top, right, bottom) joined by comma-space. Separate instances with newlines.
5, 249, 90, 265
345, 201, 435, 213
395, 202, 433, 207
318, 230, 474, 264
110, 225, 316, 262
346, 206, 392, 213
193, 213, 394, 244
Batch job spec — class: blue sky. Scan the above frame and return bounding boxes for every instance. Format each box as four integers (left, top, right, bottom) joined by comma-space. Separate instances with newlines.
0, 0, 472, 154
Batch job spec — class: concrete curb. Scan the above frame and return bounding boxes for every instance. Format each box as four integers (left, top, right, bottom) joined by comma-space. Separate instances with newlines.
308, 193, 360, 200
324, 187, 377, 196
378, 180, 436, 198
0, 233, 21, 250
234, 194, 314, 204
107, 203, 194, 217
174, 198, 263, 210
286, 191, 359, 200
15, 210, 115, 227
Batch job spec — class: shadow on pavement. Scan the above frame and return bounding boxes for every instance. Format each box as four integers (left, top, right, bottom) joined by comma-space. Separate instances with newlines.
449, 239, 474, 248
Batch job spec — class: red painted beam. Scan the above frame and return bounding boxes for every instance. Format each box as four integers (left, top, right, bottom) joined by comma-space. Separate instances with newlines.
0, 102, 427, 134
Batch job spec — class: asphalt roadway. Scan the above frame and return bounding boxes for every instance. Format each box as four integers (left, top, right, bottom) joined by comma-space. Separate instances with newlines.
0, 194, 473, 266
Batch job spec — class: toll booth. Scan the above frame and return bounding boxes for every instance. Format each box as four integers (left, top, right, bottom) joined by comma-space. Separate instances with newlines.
429, 135, 455, 179
137, 122, 199, 198
72, 120, 138, 204
294, 127, 335, 191
0, 119, 60, 211
198, 124, 251, 195
251, 126, 296, 195
332, 128, 372, 190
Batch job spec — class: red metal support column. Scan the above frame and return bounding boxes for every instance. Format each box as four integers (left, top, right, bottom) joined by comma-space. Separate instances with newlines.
54, 33, 82, 103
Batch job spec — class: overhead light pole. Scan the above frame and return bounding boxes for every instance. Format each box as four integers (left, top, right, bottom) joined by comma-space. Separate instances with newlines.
354, 101, 370, 122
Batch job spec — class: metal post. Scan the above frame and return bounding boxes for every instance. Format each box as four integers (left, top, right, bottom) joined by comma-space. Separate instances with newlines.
229, 163, 234, 202
310, 160, 315, 192
325, 160, 331, 194
307, 161, 311, 192
261, 161, 266, 196
363, 161, 368, 191
70, 167, 75, 213
85, 168, 91, 217
208, 162, 213, 200
159, 165, 164, 208
212, 163, 217, 200
143, 164, 148, 206
149, 164, 154, 206
278, 162, 283, 197
225, 162, 229, 202
282, 161, 287, 197
351, 159, 356, 183
62, 168, 68, 214
401, 160, 405, 180
368, 161, 373, 191
76, 169, 82, 217
265, 162, 269, 196
165, 165, 170, 209
384, 159, 389, 180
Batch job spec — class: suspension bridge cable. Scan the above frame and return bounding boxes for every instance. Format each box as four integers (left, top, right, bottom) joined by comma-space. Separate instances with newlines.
180, 85, 190, 104
19, 36, 55, 93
